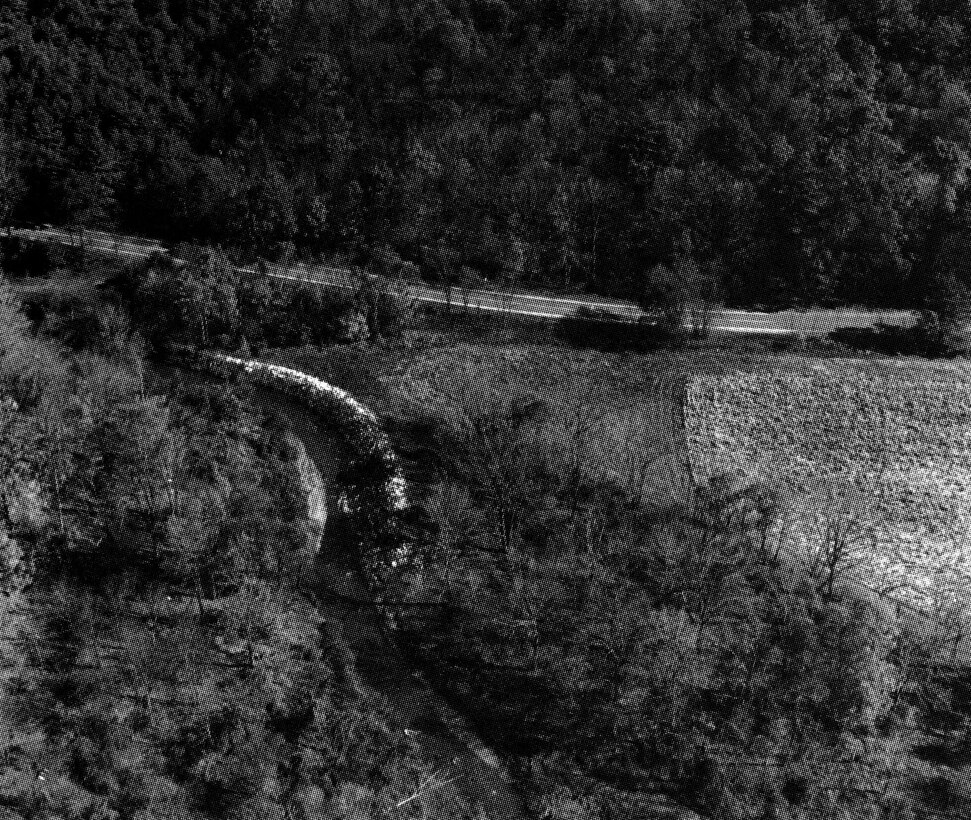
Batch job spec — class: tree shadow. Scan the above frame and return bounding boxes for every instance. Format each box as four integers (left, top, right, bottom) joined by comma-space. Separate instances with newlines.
829, 322, 962, 358
556, 307, 676, 353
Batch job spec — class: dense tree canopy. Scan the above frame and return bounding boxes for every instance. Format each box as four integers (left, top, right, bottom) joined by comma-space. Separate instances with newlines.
0, 270, 458, 820
4, 0, 971, 306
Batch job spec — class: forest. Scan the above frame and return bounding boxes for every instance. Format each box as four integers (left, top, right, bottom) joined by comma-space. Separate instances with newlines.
1, 232, 969, 819
4, 0, 971, 309
4, 0, 971, 818
0, 266, 482, 819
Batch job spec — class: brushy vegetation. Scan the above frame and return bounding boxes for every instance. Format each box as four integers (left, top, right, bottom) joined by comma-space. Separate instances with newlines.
10, 232, 971, 819
94, 248, 416, 355
272, 339, 695, 509
0, 272, 474, 820
270, 336, 971, 820
685, 358, 971, 607
556, 305, 681, 352
829, 311, 971, 359
8, 260, 971, 817
168, 347, 415, 593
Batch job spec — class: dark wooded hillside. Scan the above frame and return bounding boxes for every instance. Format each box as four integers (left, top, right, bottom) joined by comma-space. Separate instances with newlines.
4, 0, 971, 308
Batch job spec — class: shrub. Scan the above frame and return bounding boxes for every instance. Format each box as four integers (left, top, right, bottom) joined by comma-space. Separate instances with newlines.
913, 308, 970, 356
0, 235, 63, 276
638, 257, 722, 341
352, 273, 417, 340
278, 284, 358, 346
113, 251, 387, 352
557, 305, 674, 352
829, 312, 967, 358
24, 292, 143, 361
922, 271, 971, 354
639, 263, 689, 338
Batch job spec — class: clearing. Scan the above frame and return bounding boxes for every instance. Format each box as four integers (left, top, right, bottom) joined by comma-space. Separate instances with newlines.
267, 338, 701, 509
685, 355, 971, 607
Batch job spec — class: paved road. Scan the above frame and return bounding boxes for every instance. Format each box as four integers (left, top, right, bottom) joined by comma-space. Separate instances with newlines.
8, 225, 916, 336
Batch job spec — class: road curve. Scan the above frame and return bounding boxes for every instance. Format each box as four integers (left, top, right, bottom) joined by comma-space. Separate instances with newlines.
7, 225, 916, 336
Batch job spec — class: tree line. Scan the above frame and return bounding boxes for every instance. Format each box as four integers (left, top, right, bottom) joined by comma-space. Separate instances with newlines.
4, 0, 971, 310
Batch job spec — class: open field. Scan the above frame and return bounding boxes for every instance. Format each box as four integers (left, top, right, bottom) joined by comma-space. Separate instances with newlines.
266, 332, 971, 620
685, 355, 971, 607
264, 339, 886, 505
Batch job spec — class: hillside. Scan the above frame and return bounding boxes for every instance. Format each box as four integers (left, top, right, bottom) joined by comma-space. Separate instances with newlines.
0, 273, 474, 820
4, 0, 971, 308
10, 246, 971, 817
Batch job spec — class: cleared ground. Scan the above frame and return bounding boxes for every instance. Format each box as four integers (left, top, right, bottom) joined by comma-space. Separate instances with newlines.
685, 355, 971, 608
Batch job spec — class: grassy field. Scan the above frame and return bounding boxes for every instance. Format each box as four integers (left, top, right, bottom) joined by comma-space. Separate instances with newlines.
685, 355, 971, 608
266, 336, 913, 507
